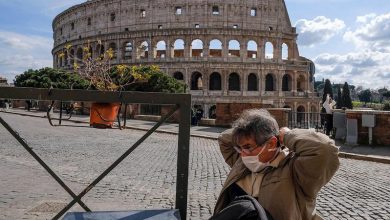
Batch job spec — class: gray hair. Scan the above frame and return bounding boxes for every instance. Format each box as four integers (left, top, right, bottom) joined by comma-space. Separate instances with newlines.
232, 109, 279, 146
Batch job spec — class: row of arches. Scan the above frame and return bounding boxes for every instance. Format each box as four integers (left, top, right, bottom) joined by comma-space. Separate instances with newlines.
173, 71, 307, 92
55, 38, 292, 67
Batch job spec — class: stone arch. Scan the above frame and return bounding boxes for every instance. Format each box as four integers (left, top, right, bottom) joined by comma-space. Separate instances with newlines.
311, 105, 317, 113
70, 49, 75, 65
209, 72, 222, 90
212, 6, 219, 15
191, 39, 203, 57
282, 74, 292, 91
96, 44, 104, 57
191, 72, 203, 90
173, 72, 184, 81
310, 104, 318, 125
108, 42, 117, 59
247, 73, 258, 91
173, 39, 185, 58
228, 72, 240, 91
297, 75, 306, 92
76, 47, 83, 61
265, 41, 274, 59
265, 73, 276, 91
124, 42, 133, 60
209, 105, 217, 119
87, 46, 93, 59
64, 51, 68, 66
282, 43, 288, 60
138, 41, 149, 59
156, 40, 167, 58
228, 40, 240, 57
247, 40, 258, 59
297, 105, 306, 124
209, 39, 222, 57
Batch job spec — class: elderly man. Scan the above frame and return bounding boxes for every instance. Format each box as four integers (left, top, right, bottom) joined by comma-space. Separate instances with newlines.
212, 109, 339, 220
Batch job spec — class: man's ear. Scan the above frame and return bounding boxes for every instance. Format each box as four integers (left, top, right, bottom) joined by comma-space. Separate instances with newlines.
269, 136, 278, 148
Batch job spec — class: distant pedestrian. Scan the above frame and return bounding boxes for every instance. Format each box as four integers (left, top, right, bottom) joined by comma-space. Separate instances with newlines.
191, 108, 198, 126
322, 94, 336, 135
196, 108, 203, 123
25, 100, 32, 111
5, 99, 9, 109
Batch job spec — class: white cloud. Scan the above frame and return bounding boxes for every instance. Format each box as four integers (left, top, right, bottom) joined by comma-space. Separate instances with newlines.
0, 30, 53, 83
295, 16, 345, 47
0, 31, 52, 50
344, 13, 390, 52
314, 51, 390, 89
311, 13, 390, 89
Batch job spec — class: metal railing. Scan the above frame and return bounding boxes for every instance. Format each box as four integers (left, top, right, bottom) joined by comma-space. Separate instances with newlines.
140, 104, 162, 116
288, 111, 328, 132
0, 87, 191, 220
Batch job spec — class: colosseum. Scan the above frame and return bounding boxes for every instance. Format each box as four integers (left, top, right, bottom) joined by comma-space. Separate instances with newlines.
52, 0, 321, 119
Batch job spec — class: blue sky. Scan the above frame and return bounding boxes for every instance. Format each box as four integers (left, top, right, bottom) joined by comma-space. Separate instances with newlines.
0, 0, 389, 89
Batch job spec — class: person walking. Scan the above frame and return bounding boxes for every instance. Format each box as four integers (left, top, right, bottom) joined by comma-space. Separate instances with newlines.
322, 94, 336, 135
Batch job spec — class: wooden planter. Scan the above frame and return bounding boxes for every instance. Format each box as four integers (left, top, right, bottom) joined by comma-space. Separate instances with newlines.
90, 103, 120, 128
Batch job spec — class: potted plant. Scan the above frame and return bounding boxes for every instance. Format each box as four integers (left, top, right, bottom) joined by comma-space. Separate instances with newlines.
60, 42, 152, 128
15, 42, 186, 128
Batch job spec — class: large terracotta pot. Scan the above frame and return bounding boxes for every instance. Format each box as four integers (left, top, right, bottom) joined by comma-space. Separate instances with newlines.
90, 103, 120, 128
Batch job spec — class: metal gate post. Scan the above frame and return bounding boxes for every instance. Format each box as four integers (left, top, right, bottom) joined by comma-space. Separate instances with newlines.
176, 98, 191, 220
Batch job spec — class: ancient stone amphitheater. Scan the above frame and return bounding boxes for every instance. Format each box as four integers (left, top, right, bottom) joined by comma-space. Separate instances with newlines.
52, 0, 320, 119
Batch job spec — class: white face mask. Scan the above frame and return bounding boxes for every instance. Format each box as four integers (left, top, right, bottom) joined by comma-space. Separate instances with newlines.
241, 146, 280, 172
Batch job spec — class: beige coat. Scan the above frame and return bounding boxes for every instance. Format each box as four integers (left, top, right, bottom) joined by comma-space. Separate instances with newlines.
214, 129, 340, 220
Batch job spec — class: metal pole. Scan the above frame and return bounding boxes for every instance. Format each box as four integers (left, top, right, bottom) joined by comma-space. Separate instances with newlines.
0, 116, 91, 212
176, 99, 191, 220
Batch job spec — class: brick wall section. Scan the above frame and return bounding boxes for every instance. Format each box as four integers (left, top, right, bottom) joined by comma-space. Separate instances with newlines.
346, 111, 390, 146
215, 103, 289, 128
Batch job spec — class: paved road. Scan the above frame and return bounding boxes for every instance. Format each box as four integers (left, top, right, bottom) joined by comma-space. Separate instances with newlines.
0, 113, 389, 220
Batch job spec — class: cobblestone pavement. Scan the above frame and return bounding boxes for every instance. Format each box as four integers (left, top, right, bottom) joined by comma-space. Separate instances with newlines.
0, 113, 389, 220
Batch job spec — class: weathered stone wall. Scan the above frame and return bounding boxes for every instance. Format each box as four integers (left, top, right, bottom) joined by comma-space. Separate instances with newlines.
52, 0, 320, 117
346, 111, 390, 146
215, 103, 289, 128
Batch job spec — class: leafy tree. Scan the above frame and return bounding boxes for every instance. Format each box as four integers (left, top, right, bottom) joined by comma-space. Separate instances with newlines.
358, 89, 372, 104
383, 91, 390, 98
14, 66, 185, 94
14, 68, 89, 89
336, 86, 343, 109
341, 82, 353, 109
322, 79, 333, 104
378, 87, 389, 103
127, 66, 186, 93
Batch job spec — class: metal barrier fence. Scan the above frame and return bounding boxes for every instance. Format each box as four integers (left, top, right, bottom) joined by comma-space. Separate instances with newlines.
0, 87, 191, 220
288, 111, 329, 132
140, 104, 162, 116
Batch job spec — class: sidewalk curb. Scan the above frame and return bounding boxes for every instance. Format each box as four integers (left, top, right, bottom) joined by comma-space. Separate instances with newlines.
338, 152, 390, 164
0, 110, 218, 140
2, 109, 390, 164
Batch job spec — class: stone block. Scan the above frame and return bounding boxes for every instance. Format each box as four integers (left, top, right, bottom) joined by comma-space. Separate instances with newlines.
346, 118, 358, 145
